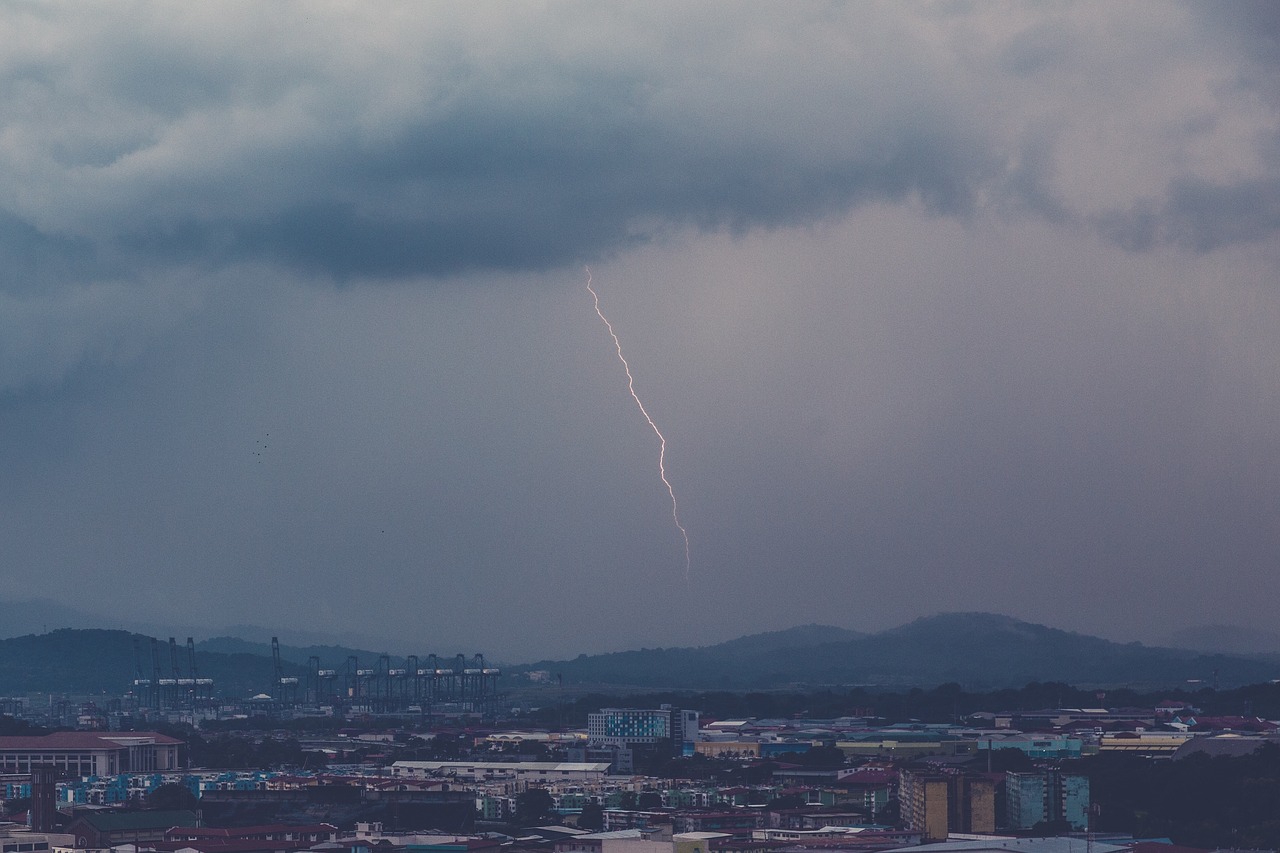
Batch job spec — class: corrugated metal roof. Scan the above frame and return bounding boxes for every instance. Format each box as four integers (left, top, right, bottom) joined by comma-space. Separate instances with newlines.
73, 809, 198, 831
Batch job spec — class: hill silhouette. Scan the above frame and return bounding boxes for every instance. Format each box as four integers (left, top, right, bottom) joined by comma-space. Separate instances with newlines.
509, 613, 1280, 690
2, 616, 1278, 695
0, 629, 304, 696
1158, 624, 1280, 656
196, 637, 399, 670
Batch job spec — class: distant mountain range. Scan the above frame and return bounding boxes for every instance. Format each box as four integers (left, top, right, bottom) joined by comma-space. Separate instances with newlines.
1157, 624, 1280, 657
0, 629, 305, 696
2, 611, 1279, 696
194, 636, 409, 670
0, 630, 477, 698
0, 597, 402, 656
509, 613, 1280, 690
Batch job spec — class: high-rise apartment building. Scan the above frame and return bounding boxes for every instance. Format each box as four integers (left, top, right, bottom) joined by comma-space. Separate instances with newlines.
1005, 771, 1090, 830
899, 771, 950, 842
899, 769, 995, 841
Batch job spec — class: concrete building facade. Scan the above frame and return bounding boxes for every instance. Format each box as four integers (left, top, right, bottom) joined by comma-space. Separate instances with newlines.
1004, 771, 1090, 830
0, 733, 182, 778
390, 762, 611, 786
898, 771, 949, 843
899, 770, 995, 841
588, 708, 698, 756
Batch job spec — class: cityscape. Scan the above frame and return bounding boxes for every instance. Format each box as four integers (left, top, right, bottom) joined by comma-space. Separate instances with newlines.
5, 620, 1280, 852
5, 3, 1280, 853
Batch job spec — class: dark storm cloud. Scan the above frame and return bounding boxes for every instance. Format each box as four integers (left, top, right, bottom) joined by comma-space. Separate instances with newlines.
122, 124, 994, 279
3, 2, 1273, 297
1100, 177, 1280, 252
0, 211, 99, 295
110, 73, 995, 279
0, 2, 1060, 393
0, 3, 1047, 298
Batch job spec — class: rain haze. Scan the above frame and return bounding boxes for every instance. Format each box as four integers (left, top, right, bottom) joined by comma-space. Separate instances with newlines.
2, 2, 1280, 661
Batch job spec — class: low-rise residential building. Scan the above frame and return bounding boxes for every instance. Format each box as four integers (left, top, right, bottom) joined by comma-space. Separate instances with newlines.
670, 812, 764, 834
831, 769, 895, 820
391, 762, 611, 786
602, 811, 672, 832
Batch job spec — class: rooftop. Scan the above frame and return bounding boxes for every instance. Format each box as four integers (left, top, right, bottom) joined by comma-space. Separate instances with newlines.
392, 762, 611, 772
72, 810, 198, 832
881, 840, 1128, 853
168, 825, 338, 839
0, 732, 183, 750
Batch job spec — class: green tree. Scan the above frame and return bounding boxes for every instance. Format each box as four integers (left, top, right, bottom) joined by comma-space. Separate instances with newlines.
0, 717, 47, 737
657, 754, 715, 782
515, 788, 555, 826
767, 793, 807, 810
578, 802, 605, 831
147, 782, 197, 811
1030, 819, 1071, 837
977, 749, 1034, 772
797, 745, 846, 768
515, 740, 550, 759
637, 791, 662, 810
3, 798, 30, 819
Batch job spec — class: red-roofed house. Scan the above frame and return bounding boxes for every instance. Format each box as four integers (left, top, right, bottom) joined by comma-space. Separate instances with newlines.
0, 732, 183, 776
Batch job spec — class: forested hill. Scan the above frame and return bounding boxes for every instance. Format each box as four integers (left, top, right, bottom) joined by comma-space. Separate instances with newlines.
196, 636, 402, 670
508, 613, 1280, 690
0, 629, 304, 695
4, 615, 1280, 695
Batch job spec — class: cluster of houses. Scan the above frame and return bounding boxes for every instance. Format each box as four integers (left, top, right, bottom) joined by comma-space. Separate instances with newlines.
1, 699, 1278, 853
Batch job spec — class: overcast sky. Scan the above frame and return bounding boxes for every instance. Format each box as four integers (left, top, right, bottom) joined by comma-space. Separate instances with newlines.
3, 2, 1280, 661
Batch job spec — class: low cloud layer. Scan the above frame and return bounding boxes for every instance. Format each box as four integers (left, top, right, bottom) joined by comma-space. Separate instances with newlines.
3, 4, 1275, 296
1, 6, 1006, 284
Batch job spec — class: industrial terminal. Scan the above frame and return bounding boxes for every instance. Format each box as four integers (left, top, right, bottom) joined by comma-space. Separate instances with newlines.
4, 634, 505, 727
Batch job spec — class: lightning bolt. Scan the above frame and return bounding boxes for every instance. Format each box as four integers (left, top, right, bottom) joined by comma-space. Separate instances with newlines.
585, 265, 691, 580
